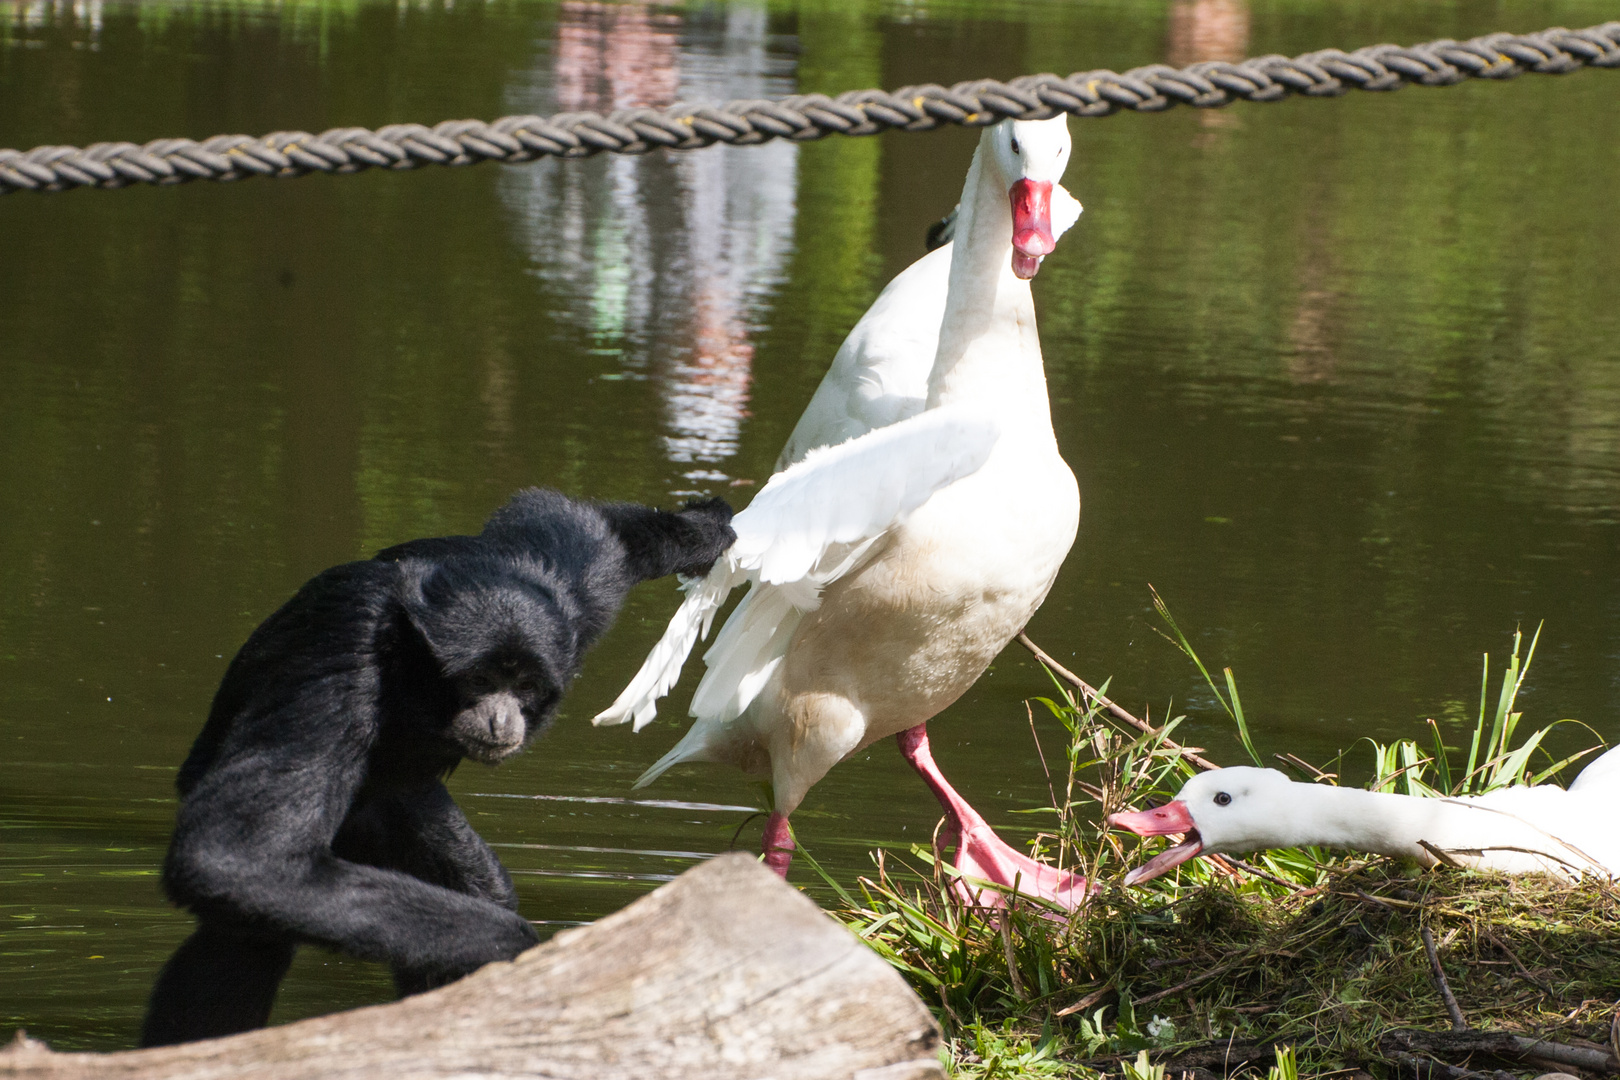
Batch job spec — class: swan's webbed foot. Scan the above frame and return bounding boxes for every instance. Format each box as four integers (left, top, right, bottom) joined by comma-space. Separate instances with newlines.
952, 821, 1092, 913
897, 723, 1092, 914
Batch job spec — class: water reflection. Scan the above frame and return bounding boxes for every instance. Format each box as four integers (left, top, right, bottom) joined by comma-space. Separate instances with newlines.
1166, 0, 1249, 66
9, 1, 103, 42
501, 3, 797, 486
1166, 0, 1248, 136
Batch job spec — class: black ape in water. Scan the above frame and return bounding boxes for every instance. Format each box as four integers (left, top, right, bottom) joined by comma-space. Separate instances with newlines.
141, 489, 735, 1047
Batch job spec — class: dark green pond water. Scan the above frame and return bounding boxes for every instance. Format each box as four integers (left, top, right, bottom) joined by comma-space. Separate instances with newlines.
2, 0, 1617, 1051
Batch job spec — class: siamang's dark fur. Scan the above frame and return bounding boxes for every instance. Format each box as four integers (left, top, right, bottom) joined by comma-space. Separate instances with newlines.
140, 489, 734, 1047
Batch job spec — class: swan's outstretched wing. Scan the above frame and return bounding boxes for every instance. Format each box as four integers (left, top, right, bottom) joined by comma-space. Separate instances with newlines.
735, 407, 999, 583
593, 407, 1000, 733
589, 561, 743, 731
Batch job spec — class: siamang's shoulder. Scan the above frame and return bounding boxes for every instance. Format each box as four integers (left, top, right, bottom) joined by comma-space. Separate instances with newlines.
251, 560, 403, 641
373, 535, 478, 565
480, 489, 614, 545
213, 560, 402, 696
179, 560, 404, 797
478, 489, 627, 577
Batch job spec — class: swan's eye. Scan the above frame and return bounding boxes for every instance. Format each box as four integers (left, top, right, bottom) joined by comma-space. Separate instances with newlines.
1010, 136, 1020, 154
1214, 792, 1232, 807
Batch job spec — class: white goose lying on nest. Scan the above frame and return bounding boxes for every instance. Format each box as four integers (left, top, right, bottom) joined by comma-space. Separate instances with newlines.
1110, 743, 1620, 884
596, 114, 1091, 910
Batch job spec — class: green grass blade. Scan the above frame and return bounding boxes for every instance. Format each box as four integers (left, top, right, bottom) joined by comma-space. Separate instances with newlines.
1427, 718, 1453, 794
1151, 587, 1228, 716
1464, 651, 1488, 789
1223, 666, 1262, 766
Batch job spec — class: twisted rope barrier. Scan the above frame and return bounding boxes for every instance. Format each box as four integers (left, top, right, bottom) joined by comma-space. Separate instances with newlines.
3, 21, 1616, 195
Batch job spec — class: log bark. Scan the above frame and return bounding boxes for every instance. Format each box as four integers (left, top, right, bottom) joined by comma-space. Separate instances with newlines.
1379, 1030, 1619, 1076
1, 853, 944, 1080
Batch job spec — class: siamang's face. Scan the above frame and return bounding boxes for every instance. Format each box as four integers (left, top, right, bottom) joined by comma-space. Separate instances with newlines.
405, 568, 578, 766
448, 656, 559, 765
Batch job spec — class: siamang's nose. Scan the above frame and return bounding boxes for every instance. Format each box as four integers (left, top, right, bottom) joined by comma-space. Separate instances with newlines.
486, 694, 524, 743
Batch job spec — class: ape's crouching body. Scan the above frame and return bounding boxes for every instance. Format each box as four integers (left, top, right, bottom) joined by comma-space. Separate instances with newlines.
142, 490, 734, 1047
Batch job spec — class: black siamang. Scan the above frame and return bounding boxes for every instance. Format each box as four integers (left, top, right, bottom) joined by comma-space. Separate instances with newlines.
141, 489, 734, 1047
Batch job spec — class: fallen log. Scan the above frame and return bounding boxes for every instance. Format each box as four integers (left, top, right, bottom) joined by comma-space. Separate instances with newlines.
1, 853, 944, 1080
1379, 1029, 1620, 1076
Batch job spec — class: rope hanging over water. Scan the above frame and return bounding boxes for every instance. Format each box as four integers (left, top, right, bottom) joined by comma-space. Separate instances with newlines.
3, 21, 1616, 196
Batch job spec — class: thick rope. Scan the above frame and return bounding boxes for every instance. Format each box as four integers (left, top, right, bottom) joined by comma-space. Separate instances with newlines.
3, 21, 1616, 195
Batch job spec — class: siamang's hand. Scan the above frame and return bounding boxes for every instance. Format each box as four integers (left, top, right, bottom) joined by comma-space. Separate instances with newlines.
674, 497, 737, 576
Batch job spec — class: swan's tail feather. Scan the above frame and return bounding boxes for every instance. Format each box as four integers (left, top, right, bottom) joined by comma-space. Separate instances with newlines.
633, 722, 713, 789
592, 559, 740, 731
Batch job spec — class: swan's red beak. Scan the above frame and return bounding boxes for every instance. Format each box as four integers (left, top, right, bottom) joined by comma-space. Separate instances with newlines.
1008, 178, 1055, 280
1108, 800, 1204, 886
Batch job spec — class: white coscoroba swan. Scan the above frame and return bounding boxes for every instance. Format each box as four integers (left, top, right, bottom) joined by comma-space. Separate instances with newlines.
1109, 745, 1620, 884
596, 115, 1089, 909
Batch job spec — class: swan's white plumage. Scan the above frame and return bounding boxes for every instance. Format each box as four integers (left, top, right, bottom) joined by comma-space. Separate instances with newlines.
774, 245, 951, 471
591, 407, 1000, 733
598, 114, 1082, 824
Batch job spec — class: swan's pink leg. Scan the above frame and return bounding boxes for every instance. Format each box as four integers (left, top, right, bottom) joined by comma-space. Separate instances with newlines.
896, 724, 1091, 913
762, 811, 795, 878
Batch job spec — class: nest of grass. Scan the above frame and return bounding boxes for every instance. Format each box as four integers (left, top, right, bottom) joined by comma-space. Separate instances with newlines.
812, 626, 1619, 1079
827, 836, 1619, 1078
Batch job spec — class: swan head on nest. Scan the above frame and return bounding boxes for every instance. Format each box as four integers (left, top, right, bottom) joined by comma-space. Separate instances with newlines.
1108, 767, 1299, 885
987, 115, 1079, 280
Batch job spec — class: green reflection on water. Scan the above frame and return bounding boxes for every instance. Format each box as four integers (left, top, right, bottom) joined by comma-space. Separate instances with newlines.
2, 0, 1618, 1052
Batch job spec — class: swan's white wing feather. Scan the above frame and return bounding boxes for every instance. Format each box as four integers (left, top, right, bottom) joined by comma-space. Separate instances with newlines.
735, 407, 1000, 586
1052, 182, 1083, 238
591, 560, 743, 730
774, 244, 951, 470
594, 411, 994, 736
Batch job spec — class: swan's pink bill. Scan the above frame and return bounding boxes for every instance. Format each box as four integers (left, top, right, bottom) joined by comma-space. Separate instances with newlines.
1108, 801, 1205, 885
1009, 178, 1055, 280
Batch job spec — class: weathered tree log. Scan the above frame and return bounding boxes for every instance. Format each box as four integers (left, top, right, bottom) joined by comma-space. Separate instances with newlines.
1380, 1029, 1619, 1076
1, 853, 944, 1080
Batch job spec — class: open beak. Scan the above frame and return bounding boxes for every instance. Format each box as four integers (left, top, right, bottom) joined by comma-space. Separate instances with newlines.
1008, 178, 1055, 280
1107, 800, 1204, 886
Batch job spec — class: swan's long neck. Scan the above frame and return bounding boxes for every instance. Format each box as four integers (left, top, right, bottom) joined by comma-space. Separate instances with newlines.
1255, 787, 1441, 856
925, 139, 1051, 431
1241, 786, 1593, 871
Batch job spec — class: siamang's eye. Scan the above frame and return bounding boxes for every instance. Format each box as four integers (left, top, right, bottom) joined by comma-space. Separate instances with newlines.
1214, 792, 1232, 807
517, 679, 538, 696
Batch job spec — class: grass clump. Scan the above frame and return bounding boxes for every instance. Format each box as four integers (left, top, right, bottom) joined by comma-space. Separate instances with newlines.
815, 623, 1619, 1078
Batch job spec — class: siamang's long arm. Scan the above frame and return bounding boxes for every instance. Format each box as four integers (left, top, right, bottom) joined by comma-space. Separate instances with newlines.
333, 783, 519, 912
597, 497, 736, 581
167, 730, 538, 983
477, 488, 734, 585
332, 783, 524, 995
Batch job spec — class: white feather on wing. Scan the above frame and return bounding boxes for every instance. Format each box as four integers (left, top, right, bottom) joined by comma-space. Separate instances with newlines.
592, 406, 1001, 735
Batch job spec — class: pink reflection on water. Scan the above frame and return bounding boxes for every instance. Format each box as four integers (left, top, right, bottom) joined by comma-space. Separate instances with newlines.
502, 5, 797, 485
554, 1, 680, 111
1168, 0, 1250, 134
1166, 0, 1249, 66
